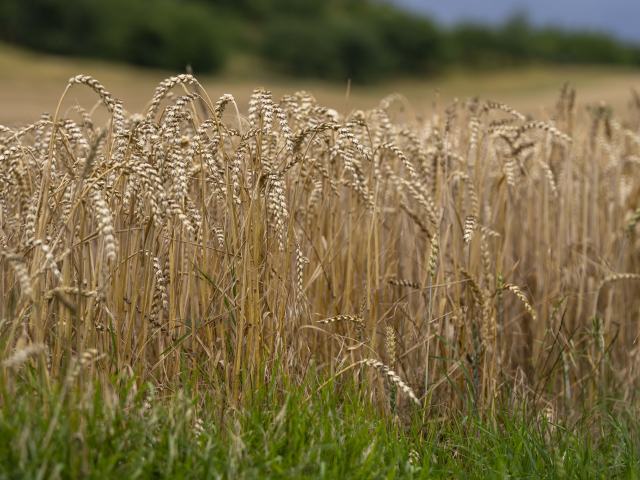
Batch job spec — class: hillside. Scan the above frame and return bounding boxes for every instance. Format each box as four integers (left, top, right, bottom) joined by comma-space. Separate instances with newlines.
1, 44, 639, 126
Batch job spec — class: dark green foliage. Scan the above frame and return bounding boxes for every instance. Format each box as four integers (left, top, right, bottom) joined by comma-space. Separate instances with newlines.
449, 14, 640, 69
262, 16, 393, 82
0, 0, 227, 73
0, 0, 639, 80
117, 1, 226, 72
449, 24, 508, 68
370, 6, 444, 74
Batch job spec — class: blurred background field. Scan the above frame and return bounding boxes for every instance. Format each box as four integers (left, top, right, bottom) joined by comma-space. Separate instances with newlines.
4, 2, 640, 477
1, 42, 640, 126
1, 0, 640, 125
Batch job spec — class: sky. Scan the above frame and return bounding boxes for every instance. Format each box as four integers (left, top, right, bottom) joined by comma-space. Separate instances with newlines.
390, 0, 640, 43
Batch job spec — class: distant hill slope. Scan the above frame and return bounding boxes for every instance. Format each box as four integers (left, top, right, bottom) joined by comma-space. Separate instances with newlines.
1, 43, 639, 126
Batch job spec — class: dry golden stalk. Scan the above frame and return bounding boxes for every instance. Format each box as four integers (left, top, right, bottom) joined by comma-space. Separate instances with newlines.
3, 253, 33, 299
384, 326, 397, 367
361, 359, 420, 406
428, 233, 440, 280
317, 315, 364, 327
503, 284, 537, 322
3, 72, 640, 415
388, 278, 423, 289
463, 215, 478, 244
2, 343, 47, 369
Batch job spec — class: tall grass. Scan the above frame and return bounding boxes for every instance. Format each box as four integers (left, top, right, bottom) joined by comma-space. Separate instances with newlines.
2, 75, 640, 420
3, 376, 640, 478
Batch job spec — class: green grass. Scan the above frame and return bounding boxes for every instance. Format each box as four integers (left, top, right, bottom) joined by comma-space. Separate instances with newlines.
2, 373, 639, 479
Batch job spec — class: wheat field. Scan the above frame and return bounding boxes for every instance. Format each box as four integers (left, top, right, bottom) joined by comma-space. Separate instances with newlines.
2, 73, 640, 429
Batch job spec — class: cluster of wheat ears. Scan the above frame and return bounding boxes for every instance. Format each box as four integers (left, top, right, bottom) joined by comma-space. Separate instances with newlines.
2, 75, 640, 416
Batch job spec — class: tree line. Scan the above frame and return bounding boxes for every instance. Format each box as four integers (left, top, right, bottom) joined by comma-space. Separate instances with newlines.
1, 0, 639, 82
